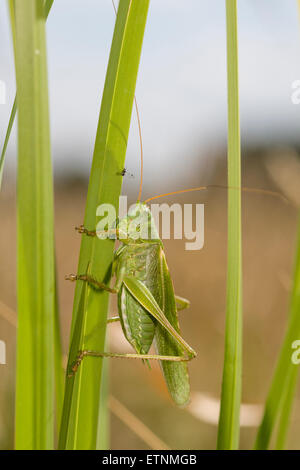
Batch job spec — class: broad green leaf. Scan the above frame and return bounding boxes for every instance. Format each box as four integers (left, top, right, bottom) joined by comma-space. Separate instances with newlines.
59, 0, 150, 449
1, 1, 54, 192
14, 0, 56, 449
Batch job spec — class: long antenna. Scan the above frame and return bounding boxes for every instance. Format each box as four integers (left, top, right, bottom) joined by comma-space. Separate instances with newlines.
112, 0, 144, 202
143, 185, 290, 205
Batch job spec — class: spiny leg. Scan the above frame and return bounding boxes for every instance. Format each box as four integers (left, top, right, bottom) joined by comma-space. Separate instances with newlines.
75, 225, 127, 240
68, 350, 191, 377
75, 225, 98, 237
65, 274, 117, 293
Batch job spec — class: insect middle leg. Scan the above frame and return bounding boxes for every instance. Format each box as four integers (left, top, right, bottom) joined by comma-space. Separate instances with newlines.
68, 350, 191, 377
65, 273, 118, 293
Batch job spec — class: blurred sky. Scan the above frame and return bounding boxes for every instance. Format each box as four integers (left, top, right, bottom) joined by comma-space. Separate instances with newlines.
1, 0, 300, 192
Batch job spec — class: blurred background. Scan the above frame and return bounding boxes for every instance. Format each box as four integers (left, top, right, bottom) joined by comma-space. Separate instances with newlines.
1, 0, 300, 449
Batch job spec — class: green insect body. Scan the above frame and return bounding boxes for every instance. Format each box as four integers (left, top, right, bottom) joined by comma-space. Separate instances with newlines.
69, 202, 196, 407
117, 243, 159, 356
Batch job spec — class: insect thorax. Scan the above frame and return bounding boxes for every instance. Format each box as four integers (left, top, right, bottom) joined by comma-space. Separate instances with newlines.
118, 243, 160, 282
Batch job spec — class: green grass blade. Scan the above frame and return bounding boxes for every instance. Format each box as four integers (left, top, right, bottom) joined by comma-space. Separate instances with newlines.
44, 0, 54, 17
275, 369, 298, 449
254, 1, 300, 449
59, 0, 150, 449
96, 357, 110, 450
54, 276, 64, 434
254, 217, 300, 449
8, 0, 16, 55
0, 97, 16, 189
217, 0, 242, 450
0, 1, 16, 191
0, 1, 53, 193
14, 0, 56, 449
5, 7, 60, 431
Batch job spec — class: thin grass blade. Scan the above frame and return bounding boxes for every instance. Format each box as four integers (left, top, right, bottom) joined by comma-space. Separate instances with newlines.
254, 217, 300, 449
0, 1, 16, 190
275, 368, 298, 449
54, 276, 64, 434
0, 98, 16, 189
217, 0, 242, 450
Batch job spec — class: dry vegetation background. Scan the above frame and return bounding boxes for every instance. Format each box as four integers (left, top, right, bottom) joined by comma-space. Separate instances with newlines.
0, 148, 299, 449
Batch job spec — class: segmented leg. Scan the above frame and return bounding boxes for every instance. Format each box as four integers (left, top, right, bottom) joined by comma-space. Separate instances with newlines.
68, 349, 191, 377
65, 274, 117, 293
75, 225, 97, 237
75, 225, 127, 240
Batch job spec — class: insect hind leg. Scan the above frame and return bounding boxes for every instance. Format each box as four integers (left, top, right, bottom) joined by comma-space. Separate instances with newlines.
65, 273, 118, 293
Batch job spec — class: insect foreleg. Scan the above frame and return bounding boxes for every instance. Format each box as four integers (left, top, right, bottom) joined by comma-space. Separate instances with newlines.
75, 225, 127, 240
68, 350, 190, 376
75, 225, 98, 237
